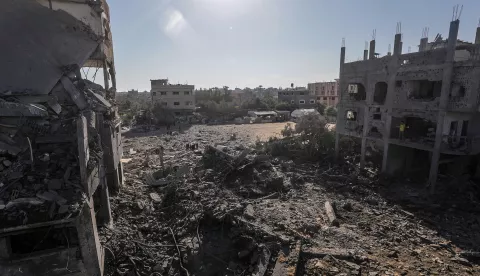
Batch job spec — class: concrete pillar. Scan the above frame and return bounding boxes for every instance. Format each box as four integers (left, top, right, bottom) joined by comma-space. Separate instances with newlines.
381, 34, 402, 173
475, 28, 480, 44
393, 33, 402, 55
335, 46, 346, 161
428, 20, 460, 192
102, 59, 111, 100
369, 40, 375, 59
419, 37, 428, 52
363, 49, 368, 61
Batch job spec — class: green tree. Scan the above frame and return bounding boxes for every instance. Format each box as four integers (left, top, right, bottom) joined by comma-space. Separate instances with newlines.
325, 106, 337, 118
316, 102, 326, 115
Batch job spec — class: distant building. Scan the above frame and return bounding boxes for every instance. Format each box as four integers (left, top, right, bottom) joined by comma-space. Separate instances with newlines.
127, 89, 139, 98
308, 80, 339, 106
278, 89, 317, 107
151, 79, 195, 115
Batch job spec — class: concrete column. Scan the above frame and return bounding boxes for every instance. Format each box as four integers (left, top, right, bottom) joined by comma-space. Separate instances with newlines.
363, 50, 368, 61
381, 34, 402, 173
335, 46, 346, 161
393, 33, 402, 55
475, 28, 480, 44
428, 20, 460, 192
419, 37, 428, 52
102, 59, 110, 99
369, 40, 375, 59
360, 106, 369, 168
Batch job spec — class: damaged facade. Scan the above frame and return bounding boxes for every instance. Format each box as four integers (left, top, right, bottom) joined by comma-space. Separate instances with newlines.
0, 0, 122, 275
335, 18, 480, 189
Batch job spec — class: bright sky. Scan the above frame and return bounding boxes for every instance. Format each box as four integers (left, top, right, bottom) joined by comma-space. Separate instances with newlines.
104, 0, 480, 91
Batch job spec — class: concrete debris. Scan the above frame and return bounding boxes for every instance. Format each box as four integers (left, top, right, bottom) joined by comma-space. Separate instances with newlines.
5, 198, 44, 209
244, 204, 255, 219
102, 123, 480, 275
149, 192, 162, 203
144, 171, 169, 187
61, 77, 88, 110
325, 200, 339, 227
0, 99, 49, 117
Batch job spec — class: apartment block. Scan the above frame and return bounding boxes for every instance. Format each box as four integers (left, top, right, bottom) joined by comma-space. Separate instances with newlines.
151, 79, 195, 115
308, 80, 339, 106
278, 89, 317, 107
335, 18, 480, 189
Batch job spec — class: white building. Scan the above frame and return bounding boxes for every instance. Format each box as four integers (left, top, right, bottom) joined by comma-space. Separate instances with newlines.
151, 79, 195, 115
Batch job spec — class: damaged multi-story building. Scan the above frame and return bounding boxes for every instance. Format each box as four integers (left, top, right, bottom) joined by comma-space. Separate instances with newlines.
335, 16, 480, 190
0, 0, 122, 275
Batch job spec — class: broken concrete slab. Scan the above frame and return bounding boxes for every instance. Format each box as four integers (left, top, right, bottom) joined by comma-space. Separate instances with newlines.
85, 89, 112, 109
0, 0, 100, 95
5, 198, 45, 209
61, 77, 87, 110
325, 201, 339, 226
272, 241, 302, 276
0, 99, 49, 117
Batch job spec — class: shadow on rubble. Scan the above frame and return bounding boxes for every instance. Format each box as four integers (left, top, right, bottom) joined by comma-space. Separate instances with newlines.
321, 159, 480, 261
185, 215, 276, 276
122, 124, 193, 138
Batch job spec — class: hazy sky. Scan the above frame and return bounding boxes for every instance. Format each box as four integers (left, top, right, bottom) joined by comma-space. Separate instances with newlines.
100, 0, 480, 91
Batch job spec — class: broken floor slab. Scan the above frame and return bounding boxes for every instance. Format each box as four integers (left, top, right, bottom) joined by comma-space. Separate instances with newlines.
0, 100, 48, 117
0, 0, 100, 95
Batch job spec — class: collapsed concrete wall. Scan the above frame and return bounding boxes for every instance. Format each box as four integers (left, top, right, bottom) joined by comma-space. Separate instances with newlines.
0, 0, 100, 95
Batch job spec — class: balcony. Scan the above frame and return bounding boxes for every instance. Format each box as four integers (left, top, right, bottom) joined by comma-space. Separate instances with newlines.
441, 135, 480, 155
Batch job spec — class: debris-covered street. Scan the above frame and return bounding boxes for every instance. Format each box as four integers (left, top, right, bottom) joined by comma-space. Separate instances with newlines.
103, 123, 480, 276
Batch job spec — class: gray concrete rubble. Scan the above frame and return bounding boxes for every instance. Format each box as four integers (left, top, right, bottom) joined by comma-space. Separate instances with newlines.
103, 123, 480, 275
0, 0, 121, 275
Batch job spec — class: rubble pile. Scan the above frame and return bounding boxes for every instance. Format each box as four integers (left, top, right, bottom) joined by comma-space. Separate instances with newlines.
105, 125, 480, 276
0, 0, 119, 232
0, 72, 114, 227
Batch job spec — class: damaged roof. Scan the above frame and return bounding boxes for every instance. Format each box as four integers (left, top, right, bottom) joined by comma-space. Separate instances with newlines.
0, 0, 101, 95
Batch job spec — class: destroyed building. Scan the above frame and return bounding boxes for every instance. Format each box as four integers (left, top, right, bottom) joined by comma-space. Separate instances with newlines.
335, 18, 480, 189
0, 0, 122, 275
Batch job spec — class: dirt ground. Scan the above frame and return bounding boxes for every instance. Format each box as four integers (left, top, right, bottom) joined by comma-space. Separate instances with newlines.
124, 122, 292, 142
104, 123, 480, 276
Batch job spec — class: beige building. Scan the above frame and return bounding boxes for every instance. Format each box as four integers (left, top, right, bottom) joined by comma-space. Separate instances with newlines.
308, 80, 339, 106
151, 79, 195, 115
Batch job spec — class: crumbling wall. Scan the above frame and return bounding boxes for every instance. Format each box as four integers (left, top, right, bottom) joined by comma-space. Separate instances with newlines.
448, 66, 480, 110
367, 107, 386, 138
